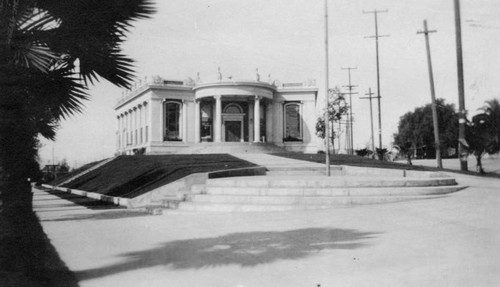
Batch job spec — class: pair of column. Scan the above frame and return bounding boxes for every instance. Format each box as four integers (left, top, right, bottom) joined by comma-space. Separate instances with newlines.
194, 95, 262, 143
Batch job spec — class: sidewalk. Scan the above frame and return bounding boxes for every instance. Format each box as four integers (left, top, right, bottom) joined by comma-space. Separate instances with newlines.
33, 171, 500, 287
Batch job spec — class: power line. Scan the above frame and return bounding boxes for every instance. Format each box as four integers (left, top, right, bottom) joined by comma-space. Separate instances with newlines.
363, 9, 389, 152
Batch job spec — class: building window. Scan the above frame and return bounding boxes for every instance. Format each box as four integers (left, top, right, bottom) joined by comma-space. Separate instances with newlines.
224, 103, 243, 114
284, 103, 302, 141
201, 102, 213, 141
164, 101, 181, 141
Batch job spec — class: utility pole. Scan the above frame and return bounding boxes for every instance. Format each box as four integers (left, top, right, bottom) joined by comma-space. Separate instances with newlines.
453, 0, 468, 171
364, 9, 388, 152
417, 20, 442, 169
324, 0, 331, 176
360, 88, 376, 153
342, 67, 358, 155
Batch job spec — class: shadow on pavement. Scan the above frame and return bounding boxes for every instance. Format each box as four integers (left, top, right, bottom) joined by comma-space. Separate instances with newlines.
76, 227, 378, 280
41, 210, 150, 222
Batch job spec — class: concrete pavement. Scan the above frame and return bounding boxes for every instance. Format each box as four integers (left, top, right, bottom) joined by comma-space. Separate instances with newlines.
33, 168, 500, 287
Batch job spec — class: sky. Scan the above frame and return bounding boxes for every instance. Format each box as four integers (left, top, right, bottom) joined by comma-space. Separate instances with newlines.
39, 0, 500, 168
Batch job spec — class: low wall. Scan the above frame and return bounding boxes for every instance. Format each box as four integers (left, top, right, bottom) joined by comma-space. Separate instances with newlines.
41, 166, 267, 209
40, 184, 130, 207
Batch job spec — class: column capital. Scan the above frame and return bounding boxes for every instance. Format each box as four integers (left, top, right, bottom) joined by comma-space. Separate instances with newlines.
214, 94, 222, 100
255, 95, 262, 101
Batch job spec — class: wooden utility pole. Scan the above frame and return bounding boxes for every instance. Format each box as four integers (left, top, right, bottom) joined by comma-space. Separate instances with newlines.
342, 67, 358, 155
360, 88, 376, 152
324, 0, 331, 176
417, 20, 443, 169
364, 9, 388, 152
453, 0, 468, 171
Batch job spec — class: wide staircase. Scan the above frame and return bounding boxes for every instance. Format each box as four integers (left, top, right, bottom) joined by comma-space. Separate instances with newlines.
182, 142, 288, 154
176, 154, 466, 212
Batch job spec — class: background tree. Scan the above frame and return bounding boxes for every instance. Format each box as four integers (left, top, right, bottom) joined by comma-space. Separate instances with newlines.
0, 1, 154, 212
393, 99, 458, 159
465, 99, 500, 173
316, 87, 349, 154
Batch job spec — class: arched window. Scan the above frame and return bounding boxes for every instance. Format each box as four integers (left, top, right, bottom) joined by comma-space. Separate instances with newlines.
224, 103, 243, 114
164, 101, 181, 141
284, 103, 302, 141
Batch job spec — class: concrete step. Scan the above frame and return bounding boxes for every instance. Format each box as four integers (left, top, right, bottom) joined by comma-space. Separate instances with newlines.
189, 186, 464, 206
206, 176, 458, 189
178, 194, 449, 212
204, 185, 465, 197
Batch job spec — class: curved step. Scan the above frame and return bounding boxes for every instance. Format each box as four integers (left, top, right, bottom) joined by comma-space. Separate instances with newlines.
178, 194, 451, 212
191, 185, 465, 205
204, 185, 465, 197
206, 176, 458, 189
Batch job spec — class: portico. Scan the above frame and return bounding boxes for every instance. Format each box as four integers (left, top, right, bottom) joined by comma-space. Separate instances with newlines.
193, 82, 274, 144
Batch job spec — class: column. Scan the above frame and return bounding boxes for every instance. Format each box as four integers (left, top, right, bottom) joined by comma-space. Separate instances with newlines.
143, 102, 149, 143
194, 100, 201, 143
138, 105, 143, 144
273, 101, 283, 143
133, 107, 137, 146
214, 95, 222, 143
116, 116, 120, 150
128, 110, 133, 145
266, 103, 273, 143
254, 96, 261, 142
182, 100, 188, 143
123, 113, 127, 147
248, 101, 254, 142
150, 98, 163, 143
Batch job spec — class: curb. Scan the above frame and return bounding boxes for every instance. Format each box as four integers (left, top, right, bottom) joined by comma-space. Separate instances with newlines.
40, 184, 130, 207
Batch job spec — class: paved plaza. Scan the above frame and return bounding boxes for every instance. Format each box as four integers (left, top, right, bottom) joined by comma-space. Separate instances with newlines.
34, 161, 500, 287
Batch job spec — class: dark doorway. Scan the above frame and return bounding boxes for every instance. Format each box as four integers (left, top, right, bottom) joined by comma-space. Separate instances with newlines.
225, 121, 242, 142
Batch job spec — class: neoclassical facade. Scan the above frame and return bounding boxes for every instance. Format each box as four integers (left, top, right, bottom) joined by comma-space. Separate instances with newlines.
115, 75, 320, 155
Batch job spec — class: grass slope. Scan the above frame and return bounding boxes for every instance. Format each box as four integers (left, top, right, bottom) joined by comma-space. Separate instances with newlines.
60, 154, 256, 198
51, 159, 105, 185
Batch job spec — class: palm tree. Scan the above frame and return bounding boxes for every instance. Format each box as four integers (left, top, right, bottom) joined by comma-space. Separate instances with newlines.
465, 99, 500, 173
0, 1, 154, 212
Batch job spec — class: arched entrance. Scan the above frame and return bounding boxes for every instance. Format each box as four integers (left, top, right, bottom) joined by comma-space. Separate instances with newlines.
222, 103, 244, 142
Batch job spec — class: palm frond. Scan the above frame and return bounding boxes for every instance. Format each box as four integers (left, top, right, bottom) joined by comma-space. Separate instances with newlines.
36, 0, 155, 88
9, 6, 58, 72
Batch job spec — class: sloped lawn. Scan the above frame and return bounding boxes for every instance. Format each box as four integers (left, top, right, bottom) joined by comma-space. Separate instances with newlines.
58, 154, 256, 198
51, 159, 104, 185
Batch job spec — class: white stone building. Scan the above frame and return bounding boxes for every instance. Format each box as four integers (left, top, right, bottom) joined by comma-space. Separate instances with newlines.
114, 74, 320, 155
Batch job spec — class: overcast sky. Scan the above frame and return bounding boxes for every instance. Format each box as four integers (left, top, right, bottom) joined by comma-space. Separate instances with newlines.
39, 0, 500, 167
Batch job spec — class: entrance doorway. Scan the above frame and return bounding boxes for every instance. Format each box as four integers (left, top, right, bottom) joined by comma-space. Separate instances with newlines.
222, 103, 245, 142
225, 121, 242, 142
